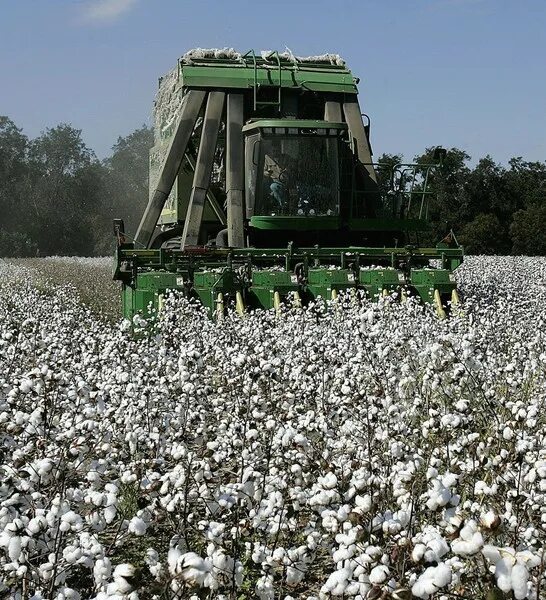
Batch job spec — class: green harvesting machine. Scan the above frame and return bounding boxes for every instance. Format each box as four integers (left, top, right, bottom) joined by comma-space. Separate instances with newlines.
113, 48, 463, 319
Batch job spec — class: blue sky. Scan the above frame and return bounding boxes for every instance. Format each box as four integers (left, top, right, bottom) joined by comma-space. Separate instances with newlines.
1, 0, 544, 164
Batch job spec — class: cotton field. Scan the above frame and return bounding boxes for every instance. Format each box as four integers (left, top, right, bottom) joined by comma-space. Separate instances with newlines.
1, 256, 546, 600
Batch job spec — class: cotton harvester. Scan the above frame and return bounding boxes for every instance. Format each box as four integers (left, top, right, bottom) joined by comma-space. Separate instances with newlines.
113, 48, 463, 320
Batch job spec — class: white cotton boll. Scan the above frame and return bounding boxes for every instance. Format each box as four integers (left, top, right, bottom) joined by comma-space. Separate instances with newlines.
451, 520, 483, 556
256, 574, 275, 600
104, 505, 116, 524
511, 563, 529, 600
516, 551, 541, 569
19, 379, 33, 393
412, 572, 437, 599
433, 563, 452, 587
128, 516, 147, 535
93, 557, 112, 585
8, 536, 22, 562
114, 563, 135, 579
503, 426, 514, 440
482, 545, 501, 564
369, 565, 389, 584
354, 494, 372, 513
426, 467, 438, 479
286, 564, 305, 585
425, 537, 450, 562
62, 545, 82, 564
412, 563, 451, 599
112, 563, 135, 594
61, 511, 83, 531
320, 472, 338, 490
480, 510, 501, 529
245, 428, 259, 440
175, 552, 211, 586
145, 548, 159, 565
333, 546, 354, 563
320, 567, 352, 595
27, 516, 46, 535
495, 556, 515, 593
39, 561, 54, 581
168, 547, 181, 575
412, 543, 426, 563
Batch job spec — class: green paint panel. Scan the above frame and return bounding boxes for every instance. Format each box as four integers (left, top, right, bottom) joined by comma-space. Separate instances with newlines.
122, 271, 186, 320
251, 270, 297, 288
308, 269, 355, 286
307, 268, 355, 300
243, 120, 348, 133
411, 269, 453, 285
359, 269, 403, 286
249, 216, 430, 233
249, 271, 299, 309
179, 63, 358, 95
192, 270, 243, 313
410, 269, 457, 302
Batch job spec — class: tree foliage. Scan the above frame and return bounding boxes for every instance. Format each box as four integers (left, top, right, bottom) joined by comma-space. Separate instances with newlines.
411, 148, 546, 254
0, 119, 153, 256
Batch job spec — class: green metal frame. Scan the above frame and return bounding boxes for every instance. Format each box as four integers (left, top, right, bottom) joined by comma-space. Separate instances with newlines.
177, 57, 358, 95
242, 120, 348, 134
249, 216, 431, 233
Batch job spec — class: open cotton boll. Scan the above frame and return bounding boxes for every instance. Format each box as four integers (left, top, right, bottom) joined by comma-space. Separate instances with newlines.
112, 563, 136, 594
93, 557, 112, 585
480, 510, 501, 530
451, 520, 483, 555
8, 536, 22, 562
320, 567, 352, 595
128, 516, 147, 536
511, 563, 529, 600
168, 547, 181, 575
56, 587, 81, 600
319, 472, 338, 490
113, 563, 135, 579
369, 565, 389, 584
255, 574, 275, 600
412, 563, 452, 599
172, 552, 212, 586
494, 555, 516, 593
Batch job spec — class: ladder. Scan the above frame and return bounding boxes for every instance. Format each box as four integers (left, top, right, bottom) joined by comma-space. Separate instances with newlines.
242, 50, 283, 111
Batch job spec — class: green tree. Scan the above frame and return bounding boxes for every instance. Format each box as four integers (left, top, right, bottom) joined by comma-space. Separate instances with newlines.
414, 147, 471, 245
506, 158, 546, 208
26, 124, 104, 255
94, 125, 153, 253
0, 117, 34, 255
465, 157, 508, 216
510, 205, 546, 255
459, 213, 506, 254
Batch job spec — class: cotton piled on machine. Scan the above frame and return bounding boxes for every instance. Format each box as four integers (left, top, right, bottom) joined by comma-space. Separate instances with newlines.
113, 48, 463, 319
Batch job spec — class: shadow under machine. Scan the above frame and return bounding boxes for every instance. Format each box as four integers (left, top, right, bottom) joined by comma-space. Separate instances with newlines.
113, 49, 463, 318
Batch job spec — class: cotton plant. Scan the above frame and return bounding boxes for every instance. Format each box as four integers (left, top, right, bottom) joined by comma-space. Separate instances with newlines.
0, 256, 546, 598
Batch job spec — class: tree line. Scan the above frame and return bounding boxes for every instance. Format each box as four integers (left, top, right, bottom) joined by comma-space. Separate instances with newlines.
0, 117, 152, 257
1, 115, 545, 256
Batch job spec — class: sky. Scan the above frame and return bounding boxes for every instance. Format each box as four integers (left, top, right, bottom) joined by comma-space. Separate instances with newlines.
1, 0, 545, 165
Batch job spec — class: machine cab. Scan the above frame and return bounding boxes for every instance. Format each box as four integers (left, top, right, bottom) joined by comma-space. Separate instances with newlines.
243, 120, 351, 247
